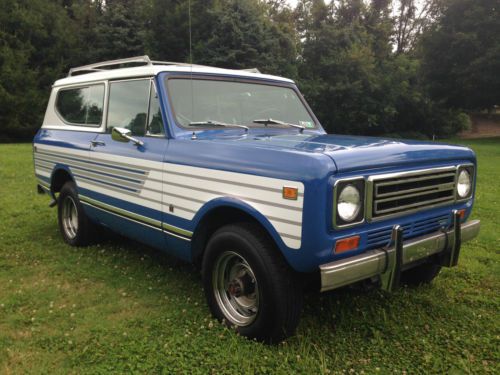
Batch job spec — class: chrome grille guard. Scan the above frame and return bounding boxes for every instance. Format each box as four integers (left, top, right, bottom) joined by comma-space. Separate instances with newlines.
320, 211, 480, 293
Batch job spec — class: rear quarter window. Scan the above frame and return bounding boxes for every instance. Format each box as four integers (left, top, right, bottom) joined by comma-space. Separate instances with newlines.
56, 84, 104, 126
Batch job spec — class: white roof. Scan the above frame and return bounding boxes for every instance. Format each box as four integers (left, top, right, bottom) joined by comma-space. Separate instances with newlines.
53, 64, 294, 87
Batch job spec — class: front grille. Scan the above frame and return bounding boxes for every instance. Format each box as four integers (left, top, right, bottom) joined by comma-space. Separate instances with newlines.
371, 168, 456, 219
366, 213, 450, 249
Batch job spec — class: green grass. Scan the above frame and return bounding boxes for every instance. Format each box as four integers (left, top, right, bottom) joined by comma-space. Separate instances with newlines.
1, 139, 499, 374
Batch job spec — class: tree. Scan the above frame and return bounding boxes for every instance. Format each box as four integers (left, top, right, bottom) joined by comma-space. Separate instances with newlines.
194, 0, 297, 77
147, 0, 200, 63
0, 0, 79, 141
63, 0, 104, 65
93, 0, 148, 61
0, 0, 486, 141
296, 0, 468, 137
147, 0, 297, 76
420, 0, 500, 110
298, 0, 400, 135
394, 0, 441, 54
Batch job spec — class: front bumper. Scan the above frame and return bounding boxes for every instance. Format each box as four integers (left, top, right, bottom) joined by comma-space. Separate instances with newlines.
320, 211, 480, 292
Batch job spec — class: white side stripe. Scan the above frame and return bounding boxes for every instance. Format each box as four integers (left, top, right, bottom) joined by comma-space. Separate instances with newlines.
34, 144, 305, 248
35, 169, 51, 178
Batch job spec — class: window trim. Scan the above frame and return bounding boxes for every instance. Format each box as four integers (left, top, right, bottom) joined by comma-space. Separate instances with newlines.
55, 83, 106, 127
145, 80, 165, 137
105, 77, 166, 138
164, 74, 320, 131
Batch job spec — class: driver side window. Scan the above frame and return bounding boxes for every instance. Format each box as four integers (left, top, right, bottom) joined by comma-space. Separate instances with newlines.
107, 79, 151, 136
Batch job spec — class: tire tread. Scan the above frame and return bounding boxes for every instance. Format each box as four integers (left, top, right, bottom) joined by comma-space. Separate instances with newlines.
202, 222, 303, 343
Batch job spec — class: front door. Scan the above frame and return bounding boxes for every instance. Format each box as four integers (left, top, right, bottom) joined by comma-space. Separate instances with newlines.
82, 78, 167, 249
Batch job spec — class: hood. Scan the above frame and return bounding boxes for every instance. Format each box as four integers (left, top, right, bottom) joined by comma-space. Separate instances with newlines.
198, 132, 475, 173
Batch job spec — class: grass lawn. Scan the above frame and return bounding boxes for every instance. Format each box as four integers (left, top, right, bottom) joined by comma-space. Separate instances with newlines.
0, 138, 499, 374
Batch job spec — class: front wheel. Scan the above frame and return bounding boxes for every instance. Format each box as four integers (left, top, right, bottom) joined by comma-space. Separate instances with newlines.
202, 223, 303, 343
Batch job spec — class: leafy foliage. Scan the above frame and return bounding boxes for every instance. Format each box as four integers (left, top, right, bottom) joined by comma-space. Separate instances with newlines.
0, 0, 496, 141
0, 0, 78, 140
195, 0, 297, 77
93, 0, 148, 60
296, 0, 472, 137
420, 0, 500, 110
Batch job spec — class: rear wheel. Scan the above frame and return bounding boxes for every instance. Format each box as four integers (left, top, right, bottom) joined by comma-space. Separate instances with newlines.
57, 181, 97, 246
202, 223, 303, 343
401, 262, 442, 286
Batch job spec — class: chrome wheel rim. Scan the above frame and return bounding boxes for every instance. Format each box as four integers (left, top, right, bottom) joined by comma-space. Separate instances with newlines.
62, 196, 78, 239
212, 251, 259, 326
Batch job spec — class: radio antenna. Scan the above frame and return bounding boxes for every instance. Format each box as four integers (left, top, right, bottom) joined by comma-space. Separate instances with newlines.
188, 0, 195, 131
188, 0, 193, 66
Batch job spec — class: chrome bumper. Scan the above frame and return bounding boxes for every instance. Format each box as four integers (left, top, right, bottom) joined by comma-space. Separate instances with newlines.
320, 212, 480, 292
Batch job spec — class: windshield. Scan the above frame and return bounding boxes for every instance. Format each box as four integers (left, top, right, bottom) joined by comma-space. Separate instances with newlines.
166, 78, 317, 129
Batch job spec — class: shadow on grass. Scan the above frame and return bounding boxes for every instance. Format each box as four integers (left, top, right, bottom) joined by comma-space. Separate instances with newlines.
61, 224, 444, 343
31, 212, 473, 351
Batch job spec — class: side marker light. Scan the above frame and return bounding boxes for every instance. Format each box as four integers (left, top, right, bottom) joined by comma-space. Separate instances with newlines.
282, 186, 298, 200
335, 236, 360, 254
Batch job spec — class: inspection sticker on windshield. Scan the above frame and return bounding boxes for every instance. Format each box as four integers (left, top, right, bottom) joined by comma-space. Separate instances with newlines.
300, 121, 314, 128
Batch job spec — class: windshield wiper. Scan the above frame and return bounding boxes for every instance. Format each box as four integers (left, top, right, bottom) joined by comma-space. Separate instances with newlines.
253, 118, 305, 133
188, 120, 249, 132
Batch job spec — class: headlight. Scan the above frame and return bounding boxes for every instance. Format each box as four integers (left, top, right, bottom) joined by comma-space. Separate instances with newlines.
334, 179, 365, 228
338, 185, 361, 221
457, 168, 472, 198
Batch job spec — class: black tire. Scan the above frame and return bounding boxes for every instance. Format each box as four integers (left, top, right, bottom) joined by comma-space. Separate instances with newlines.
57, 181, 97, 246
202, 223, 303, 343
401, 262, 442, 286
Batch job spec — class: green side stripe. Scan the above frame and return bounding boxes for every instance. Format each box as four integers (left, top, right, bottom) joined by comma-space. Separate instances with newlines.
79, 194, 193, 238
161, 223, 193, 237
38, 180, 50, 189
80, 195, 161, 227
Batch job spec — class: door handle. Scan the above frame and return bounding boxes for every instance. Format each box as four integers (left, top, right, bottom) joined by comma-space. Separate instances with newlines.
91, 140, 106, 147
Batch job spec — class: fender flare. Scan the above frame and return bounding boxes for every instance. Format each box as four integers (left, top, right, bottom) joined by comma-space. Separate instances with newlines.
49, 164, 77, 200
191, 196, 289, 251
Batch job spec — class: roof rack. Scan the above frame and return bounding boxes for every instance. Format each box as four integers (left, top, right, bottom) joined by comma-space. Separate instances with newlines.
67, 55, 261, 76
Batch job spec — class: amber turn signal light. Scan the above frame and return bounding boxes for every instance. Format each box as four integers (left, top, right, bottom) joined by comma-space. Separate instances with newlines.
282, 186, 298, 200
334, 236, 360, 254
457, 209, 466, 220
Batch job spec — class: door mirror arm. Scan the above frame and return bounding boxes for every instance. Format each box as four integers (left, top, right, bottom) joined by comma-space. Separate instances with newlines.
111, 127, 144, 146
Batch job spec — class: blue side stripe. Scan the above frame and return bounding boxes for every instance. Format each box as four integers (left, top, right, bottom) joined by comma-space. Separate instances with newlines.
37, 150, 147, 175
67, 163, 144, 184
74, 173, 139, 193
35, 155, 145, 185
79, 186, 163, 222
36, 174, 50, 183
86, 158, 148, 175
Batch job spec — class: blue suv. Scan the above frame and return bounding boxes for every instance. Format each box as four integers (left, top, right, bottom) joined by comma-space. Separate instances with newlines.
33, 56, 480, 342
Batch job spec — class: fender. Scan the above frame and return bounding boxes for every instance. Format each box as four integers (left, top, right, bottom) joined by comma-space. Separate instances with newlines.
43, 164, 76, 205
191, 196, 291, 254
50, 164, 76, 188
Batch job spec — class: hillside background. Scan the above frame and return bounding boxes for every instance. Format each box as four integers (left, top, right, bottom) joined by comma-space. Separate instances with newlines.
1, 0, 498, 142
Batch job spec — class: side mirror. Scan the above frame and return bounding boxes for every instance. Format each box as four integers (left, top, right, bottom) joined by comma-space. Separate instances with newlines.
111, 127, 144, 146
112, 127, 132, 143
